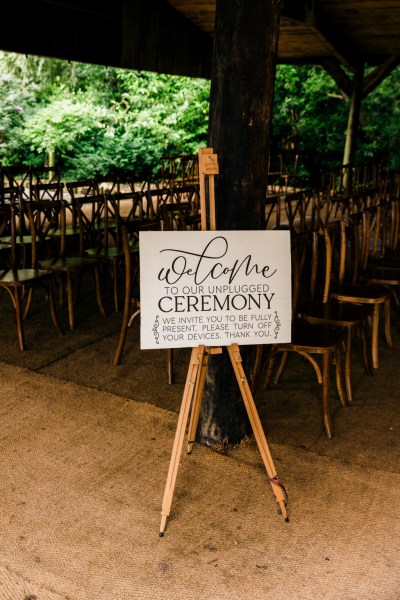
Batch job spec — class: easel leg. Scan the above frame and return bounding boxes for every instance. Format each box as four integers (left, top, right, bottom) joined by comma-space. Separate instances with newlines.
187, 351, 210, 454
159, 345, 206, 536
227, 344, 289, 521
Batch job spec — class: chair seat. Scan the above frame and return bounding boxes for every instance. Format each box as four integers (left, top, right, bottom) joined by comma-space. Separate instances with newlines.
280, 319, 342, 353
299, 301, 370, 327
86, 241, 139, 260
86, 246, 125, 260
39, 256, 98, 272
332, 283, 390, 303
365, 266, 400, 286
49, 227, 80, 238
0, 267, 52, 284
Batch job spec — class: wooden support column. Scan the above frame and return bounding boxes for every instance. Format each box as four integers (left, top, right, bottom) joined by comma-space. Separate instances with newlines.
342, 65, 365, 193
196, 0, 282, 447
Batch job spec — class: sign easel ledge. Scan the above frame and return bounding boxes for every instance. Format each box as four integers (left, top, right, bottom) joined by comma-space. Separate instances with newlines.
159, 148, 288, 536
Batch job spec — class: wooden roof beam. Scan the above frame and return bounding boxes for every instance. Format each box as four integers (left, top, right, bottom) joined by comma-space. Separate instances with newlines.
281, 0, 362, 72
362, 55, 400, 97
319, 57, 352, 98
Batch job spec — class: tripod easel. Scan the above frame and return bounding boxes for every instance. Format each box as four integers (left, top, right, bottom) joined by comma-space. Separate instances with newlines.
159, 148, 288, 536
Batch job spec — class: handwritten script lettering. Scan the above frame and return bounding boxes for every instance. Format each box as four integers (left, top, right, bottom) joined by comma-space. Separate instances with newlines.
158, 236, 277, 285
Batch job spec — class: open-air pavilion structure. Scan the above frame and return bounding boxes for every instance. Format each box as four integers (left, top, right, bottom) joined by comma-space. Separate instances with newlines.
0, 3, 399, 598
2, 0, 400, 165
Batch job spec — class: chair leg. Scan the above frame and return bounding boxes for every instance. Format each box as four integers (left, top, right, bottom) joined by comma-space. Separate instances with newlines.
384, 298, 393, 349
114, 305, 130, 367
14, 286, 27, 351
23, 287, 34, 320
371, 304, 380, 369
66, 272, 75, 331
264, 349, 277, 389
321, 353, 332, 438
360, 320, 373, 376
47, 278, 63, 336
167, 348, 174, 384
251, 345, 264, 394
112, 260, 119, 313
274, 350, 288, 383
344, 327, 353, 402
335, 346, 346, 407
94, 265, 107, 318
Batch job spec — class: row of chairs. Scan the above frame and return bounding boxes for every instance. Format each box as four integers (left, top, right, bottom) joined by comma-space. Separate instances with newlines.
263, 174, 400, 234
0, 184, 201, 374
259, 193, 400, 438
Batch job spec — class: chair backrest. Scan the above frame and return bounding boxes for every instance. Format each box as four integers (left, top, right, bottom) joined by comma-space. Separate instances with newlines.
31, 165, 61, 186
66, 179, 100, 200
316, 220, 345, 303
120, 218, 160, 298
146, 187, 174, 217
0, 203, 18, 269
73, 194, 107, 255
159, 202, 200, 231
290, 231, 313, 315
171, 184, 200, 213
24, 199, 65, 265
32, 182, 64, 202
106, 191, 148, 224
0, 185, 22, 206
292, 222, 344, 311
282, 191, 313, 233
263, 194, 281, 230
1, 165, 31, 201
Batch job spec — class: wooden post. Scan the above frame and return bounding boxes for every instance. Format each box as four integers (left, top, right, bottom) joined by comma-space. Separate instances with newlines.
342, 65, 365, 193
197, 0, 282, 447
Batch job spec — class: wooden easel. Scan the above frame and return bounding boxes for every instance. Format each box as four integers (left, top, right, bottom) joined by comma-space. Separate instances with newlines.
159, 148, 288, 536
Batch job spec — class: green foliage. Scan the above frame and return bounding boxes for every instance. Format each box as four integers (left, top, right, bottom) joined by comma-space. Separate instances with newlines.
0, 52, 209, 179
359, 67, 400, 169
272, 65, 348, 183
0, 50, 399, 184
272, 64, 400, 184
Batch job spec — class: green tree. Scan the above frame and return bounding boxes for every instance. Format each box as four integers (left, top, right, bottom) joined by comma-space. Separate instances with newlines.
1, 51, 399, 182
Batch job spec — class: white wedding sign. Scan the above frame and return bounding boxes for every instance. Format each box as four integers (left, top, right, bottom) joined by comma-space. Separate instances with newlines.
139, 230, 291, 349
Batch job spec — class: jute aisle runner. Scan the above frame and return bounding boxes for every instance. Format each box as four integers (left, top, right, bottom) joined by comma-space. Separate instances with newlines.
0, 362, 399, 600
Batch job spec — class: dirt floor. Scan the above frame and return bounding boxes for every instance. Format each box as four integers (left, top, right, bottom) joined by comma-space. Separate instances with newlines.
0, 278, 399, 599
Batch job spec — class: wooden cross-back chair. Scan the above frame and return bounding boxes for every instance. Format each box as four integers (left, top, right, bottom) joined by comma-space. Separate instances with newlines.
0, 185, 21, 206
330, 215, 393, 369
0, 202, 62, 350
31, 182, 64, 203
281, 190, 314, 233
1, 165, 31, 201
31, 165, 61, 186
159, 201, 200, 232
66, 179, 100, 200
171, 184, 200, 212
0, 202, 16, 265
298, 221, 372, 403
65, 178, 101, 232
113, 219, 177, 383
263, 194, 281, 230
28, 199, 107, 331
106, 190, 150, 224
73, 193, 108, 254
83, 192, 156, 312
360, 201, 400, 311
146, 187, 174, 217
264, 230, 346, 438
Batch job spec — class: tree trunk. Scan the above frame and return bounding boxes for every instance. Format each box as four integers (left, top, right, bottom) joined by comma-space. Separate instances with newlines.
343, 66, 365, 193
197, 0, 282, 447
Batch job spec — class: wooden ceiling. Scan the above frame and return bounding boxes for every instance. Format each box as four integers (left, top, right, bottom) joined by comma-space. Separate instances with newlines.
1, 1, 400, 79
168, 0, 400, 71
